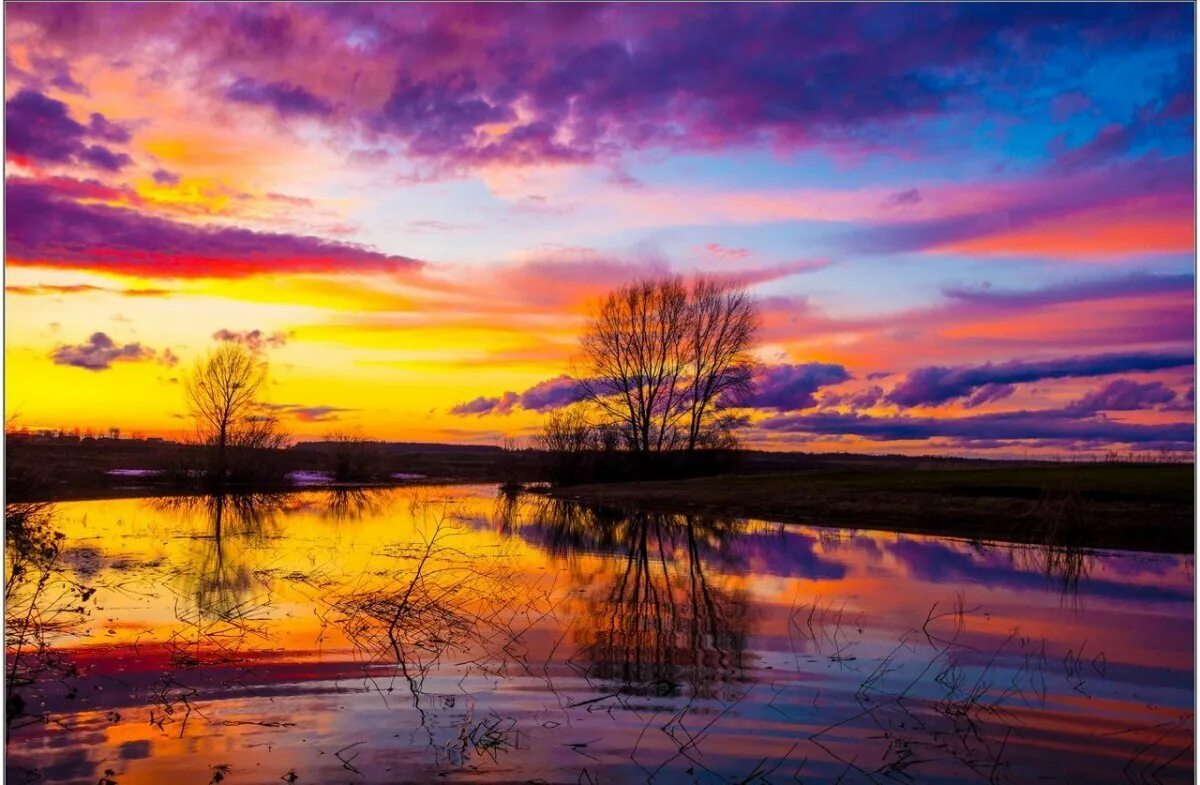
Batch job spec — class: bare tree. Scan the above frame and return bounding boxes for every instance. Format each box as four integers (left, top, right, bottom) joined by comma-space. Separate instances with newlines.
579, 278, 691, 452
323, 431, 386, 483
184, 342, 284, 482
578, 277, 759, 452
538, 405, 598, 453
682, 278, 759, 450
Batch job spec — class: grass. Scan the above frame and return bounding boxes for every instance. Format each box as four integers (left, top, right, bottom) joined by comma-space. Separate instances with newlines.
546, 463, 1195, 553
4, 439, 511, 502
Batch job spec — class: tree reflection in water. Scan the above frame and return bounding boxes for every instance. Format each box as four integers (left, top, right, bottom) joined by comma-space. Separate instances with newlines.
321, 487, 389, 524
154, 493, 287, 626
498, 496, 752, 699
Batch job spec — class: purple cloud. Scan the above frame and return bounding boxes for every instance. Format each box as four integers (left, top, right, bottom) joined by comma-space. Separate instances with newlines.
449, 396, 502, 416
449, 377, 586, 417
943, 273, 1194, 310
8, 54, 89, 95
86, 112, 131, 143
5, 178, 423, 278
50, 332, 163, 371
823, 385, 886, 411
1051, 124, 1134, 174
517, 375, 589, 412
77, 144, 132, 172
225, 77, 334, 118
449, 391, 519, 417
882, 188, 922, 208
888, 351, 1195, 408
271, 404, 352, 423
758, 409, 1193, 447
963, 383, 1016, 409
1066, 379, 1178, 415
212, 328, 289, 353
13, 4, 1187, 170
5, 89, 131, 170
846, 385, 886, 410
152, 168, 180, 185
376, 72, 523, 161
846, 155, 1192, 256
743, 363, 851, 412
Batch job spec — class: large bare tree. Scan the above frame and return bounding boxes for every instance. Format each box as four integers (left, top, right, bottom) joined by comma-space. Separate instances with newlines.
184, 342, 284, 480
579, 278, 691, 452
578, 277, 759, 452
682, 278, 758, 450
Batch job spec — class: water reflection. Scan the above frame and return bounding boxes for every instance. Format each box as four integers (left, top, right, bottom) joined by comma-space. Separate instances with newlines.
527, 500, 751, 697
4, 486, 1193, 785
321, 486, 389, 523
154, 493, 285, 624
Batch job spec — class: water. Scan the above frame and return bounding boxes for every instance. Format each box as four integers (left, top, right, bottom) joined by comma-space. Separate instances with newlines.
5, 485, 1193, 784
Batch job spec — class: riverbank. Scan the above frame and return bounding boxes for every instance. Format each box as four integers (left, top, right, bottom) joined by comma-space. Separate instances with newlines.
545, 463, 1195, 553
4, 438, 509, 503
9, 439, 1193, 553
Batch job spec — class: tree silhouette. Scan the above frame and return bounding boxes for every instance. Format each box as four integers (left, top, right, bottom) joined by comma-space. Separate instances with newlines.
183, 342, 285, 484
578, 277, 759, 452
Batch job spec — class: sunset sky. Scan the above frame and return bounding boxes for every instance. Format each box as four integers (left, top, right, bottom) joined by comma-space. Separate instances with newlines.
3, 3, 1195, 454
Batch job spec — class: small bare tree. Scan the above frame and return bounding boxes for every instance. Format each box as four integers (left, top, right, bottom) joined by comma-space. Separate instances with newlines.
538, 406, 597, 453
323, 432, 386, 483
184, 342, 285, 482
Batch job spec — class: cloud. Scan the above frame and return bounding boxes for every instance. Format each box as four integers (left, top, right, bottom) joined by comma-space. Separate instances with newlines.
6, 283, 172, 297
449, 376, 587, 417
212, 328, 289, 352
152, 168, 180, 185
449, 392, 519, 417
406, 219, 470, 233
825, 384, 885, 411
263, 403, 355, 422
943, 273, 1194, 310
743, 363, 851, 412
76, 144, 132, 171
962, 383, 1016, 409
449, 396, 498, 416
86, 112, 131, 143
887, 351, 1195, 408
5, 178, 424, 278
6, 53, 89, 95
758, 409, 1193, 446
517, 375, 589, 412
225, 77, 334, 118
882, 188, 922, 208
1065, 379, 1178, 415
50, 332, 170, 371
1051, 124, 1135, 174
451, 363, 855, 417
9, 4, 1188, 170
5, 89, 131, 170
482, 248, 671, 310
704, 243, 751, 260
846, 155, 1193, 258
470, 247, 826, 315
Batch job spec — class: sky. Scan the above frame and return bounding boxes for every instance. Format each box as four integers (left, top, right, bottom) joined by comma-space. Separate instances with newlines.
3, 2, 1195, 455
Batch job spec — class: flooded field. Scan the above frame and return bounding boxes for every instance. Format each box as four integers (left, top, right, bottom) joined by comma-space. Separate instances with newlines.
5, 485, 1194, 784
